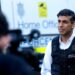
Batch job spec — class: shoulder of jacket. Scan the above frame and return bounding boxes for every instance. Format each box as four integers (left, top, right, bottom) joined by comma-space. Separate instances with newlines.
52, 35, 59, 42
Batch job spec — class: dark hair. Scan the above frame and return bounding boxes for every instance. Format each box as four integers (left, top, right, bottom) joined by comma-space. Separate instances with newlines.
57, 9, 75, 23
0, 12, 9, 37
57, 9, 75, 17
71, 14, 75, 21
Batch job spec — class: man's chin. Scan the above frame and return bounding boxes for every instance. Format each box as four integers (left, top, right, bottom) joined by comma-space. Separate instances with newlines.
60, 33, 65, 36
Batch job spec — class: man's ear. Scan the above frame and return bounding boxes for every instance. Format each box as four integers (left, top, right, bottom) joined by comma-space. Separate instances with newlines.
73, 21, 75, 28
72, 21, 75, 28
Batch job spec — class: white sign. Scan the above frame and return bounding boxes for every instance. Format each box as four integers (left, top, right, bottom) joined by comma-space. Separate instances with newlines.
1, 0, 75, 35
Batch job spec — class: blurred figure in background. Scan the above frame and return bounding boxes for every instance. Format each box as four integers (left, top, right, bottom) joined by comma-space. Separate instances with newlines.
0, 11, 40, 75
0, 12, 11, 54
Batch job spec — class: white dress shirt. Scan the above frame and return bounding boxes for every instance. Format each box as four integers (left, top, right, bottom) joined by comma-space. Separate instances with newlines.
73, 28, 75, 36
41, 33, 75, 75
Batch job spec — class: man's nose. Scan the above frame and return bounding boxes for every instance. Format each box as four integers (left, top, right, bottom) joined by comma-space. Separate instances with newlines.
59, 22, 63, 27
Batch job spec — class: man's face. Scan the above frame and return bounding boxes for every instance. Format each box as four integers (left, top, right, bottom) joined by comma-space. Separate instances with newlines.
58, 16, 74, 36
0, 35, 11, 49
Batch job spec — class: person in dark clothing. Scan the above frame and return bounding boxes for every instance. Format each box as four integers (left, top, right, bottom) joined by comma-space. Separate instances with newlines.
0, 12, 11, 54
41, 9, 75, 75
0, 53, 37, 75
0, 11, 40, 75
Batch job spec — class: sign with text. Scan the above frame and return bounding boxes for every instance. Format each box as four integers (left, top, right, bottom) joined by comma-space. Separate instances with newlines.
1, 0, 75, 35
